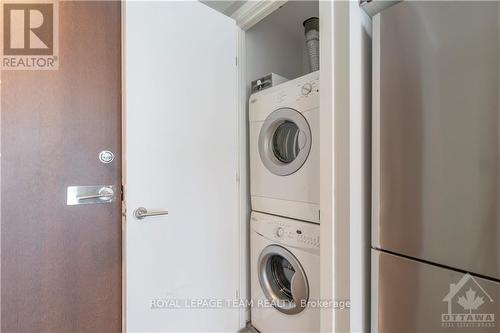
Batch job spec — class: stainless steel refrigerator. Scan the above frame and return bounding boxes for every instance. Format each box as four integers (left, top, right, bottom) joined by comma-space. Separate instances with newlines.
372, 2, 500, 332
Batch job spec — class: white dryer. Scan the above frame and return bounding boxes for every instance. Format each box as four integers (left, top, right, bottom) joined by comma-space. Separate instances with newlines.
249, 71, 319, 223
250, 211, 320, 333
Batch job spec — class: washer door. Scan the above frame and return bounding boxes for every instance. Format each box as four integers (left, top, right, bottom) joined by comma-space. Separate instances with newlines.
258, 108, 312, 176
258, 245, 309, 314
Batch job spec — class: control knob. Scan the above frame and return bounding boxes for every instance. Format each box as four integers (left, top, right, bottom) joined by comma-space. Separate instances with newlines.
301, 83, 313, 96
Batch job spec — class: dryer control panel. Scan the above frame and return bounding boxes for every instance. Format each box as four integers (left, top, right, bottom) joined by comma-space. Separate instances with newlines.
251, 211, 320, 250
249, 71, 320, 122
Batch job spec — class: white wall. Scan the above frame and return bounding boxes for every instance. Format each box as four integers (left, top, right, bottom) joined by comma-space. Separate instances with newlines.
245, 19, 302, 86
245, 1, 319, 86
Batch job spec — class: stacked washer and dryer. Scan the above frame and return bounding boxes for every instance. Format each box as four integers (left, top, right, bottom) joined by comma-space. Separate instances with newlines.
249, 71, 320, 333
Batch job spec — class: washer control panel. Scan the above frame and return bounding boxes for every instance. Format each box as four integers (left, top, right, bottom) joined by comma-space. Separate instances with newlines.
251, 212, 320, 250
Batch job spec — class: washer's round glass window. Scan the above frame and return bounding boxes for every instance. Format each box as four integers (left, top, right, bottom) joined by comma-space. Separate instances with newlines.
267, 254, 295, 301
258, 245, 309, 315
258, 108, 312, 176
272, 121, 301, 164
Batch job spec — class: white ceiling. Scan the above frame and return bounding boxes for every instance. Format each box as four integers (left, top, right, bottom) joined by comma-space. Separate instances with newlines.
200, 1, 247, 16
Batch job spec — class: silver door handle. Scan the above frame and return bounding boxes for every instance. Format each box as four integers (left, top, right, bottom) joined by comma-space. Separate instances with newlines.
134, 207, 169, 220
77, 187, 114, 201
67, 185, 117, 205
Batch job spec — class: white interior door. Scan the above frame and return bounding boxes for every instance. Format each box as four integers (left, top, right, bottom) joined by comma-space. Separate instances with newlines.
124, 2, 239, 331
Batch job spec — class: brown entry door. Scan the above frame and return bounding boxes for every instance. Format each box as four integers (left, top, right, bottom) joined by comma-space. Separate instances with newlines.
1, 2, 122, 332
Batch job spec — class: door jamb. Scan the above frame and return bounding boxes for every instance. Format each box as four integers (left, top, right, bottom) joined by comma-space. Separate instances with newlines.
319, 1, 337, 331
121, 1, 127, 332
233, 2, 289, 328
236, 26, 249, 329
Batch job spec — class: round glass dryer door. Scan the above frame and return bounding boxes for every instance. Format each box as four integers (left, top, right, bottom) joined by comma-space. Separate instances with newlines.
258, 108, 312, 176
258, 245, 309, 314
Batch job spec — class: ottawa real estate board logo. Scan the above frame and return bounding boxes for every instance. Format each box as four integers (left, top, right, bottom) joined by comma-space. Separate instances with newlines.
441, 273, 496, 329
0, 1, 59, 70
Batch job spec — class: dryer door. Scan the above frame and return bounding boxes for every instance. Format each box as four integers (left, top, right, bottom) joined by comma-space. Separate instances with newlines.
258, 108, 312, 176
258, 244, 309, 314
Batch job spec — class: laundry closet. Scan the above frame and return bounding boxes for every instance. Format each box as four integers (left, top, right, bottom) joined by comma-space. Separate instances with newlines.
122, 1, 362, 332
238, 2, 321, 333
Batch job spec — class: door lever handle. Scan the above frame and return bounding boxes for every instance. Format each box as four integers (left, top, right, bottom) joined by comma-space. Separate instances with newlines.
133, 207, 169, 220
67, 185, 117, 205
77, 187, 114, 201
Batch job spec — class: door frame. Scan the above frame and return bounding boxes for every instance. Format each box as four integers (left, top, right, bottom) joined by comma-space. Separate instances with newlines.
318, 1, 338, 331
236, 26, 249, 329
317, 2, 373, 332
121, 2, 127, 332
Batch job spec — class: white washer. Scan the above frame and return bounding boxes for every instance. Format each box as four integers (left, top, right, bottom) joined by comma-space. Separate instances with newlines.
250, 211, 320, 333
249, 71, 319, 223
